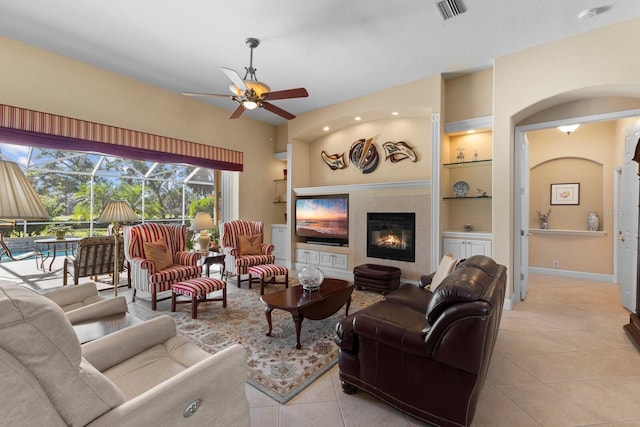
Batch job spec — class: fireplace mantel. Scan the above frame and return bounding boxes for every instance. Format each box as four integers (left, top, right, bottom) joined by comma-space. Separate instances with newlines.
293, 180, 431, 196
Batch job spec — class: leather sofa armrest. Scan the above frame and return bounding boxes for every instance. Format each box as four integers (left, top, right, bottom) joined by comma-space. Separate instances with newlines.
334, 315, 357, 352
352, 309, 430, 358
82, 316, 176, 371
423, 300, 492, 373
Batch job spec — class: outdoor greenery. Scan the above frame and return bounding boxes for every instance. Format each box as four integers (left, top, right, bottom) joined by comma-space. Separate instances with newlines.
26, 149, 216, 223
0, 147, 218, 239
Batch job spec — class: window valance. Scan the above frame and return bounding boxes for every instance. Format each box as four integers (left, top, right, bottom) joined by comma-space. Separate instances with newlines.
0, 104, 243, 171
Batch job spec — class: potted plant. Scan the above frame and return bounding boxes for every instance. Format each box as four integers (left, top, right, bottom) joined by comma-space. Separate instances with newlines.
48, 224, 73, 240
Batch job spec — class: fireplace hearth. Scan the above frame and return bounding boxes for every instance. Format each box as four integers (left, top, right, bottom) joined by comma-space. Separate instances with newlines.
367, 212, 415, 262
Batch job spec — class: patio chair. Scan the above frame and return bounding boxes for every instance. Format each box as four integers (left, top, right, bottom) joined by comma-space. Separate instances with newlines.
63, 236, 130, 287
0, 234, 42, 267
220, 220, 275, 287
123, 223, 201, 310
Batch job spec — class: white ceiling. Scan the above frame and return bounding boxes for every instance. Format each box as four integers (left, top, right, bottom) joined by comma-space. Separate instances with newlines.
1, 0, 639, 125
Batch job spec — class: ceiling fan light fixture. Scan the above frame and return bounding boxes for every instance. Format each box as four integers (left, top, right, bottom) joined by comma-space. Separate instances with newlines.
243, 100, 259, 110
245, 80, 270, 97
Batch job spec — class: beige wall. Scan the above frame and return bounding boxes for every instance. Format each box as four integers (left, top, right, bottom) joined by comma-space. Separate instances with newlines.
307, 117, 429, 186
527, 122, 612, 274
444, 69, 493, 123
493, 18, 640, 298
0, 36, 284, 242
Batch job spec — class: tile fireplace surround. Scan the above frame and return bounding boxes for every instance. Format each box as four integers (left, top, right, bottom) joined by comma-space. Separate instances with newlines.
350, 188, 430, 282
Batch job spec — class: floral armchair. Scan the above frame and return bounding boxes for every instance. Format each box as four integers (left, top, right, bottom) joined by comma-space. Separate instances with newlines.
123, 223, 201, 310
220, 220, 275, 286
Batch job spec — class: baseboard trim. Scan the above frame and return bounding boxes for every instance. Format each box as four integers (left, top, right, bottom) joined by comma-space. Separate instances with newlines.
528, 267, 615, 283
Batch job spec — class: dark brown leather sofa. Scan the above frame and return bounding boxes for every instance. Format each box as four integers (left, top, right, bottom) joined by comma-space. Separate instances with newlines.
334, 255, 507, 427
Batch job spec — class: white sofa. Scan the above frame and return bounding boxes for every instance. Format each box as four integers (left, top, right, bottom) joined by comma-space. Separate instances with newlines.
0, 282, 250, 426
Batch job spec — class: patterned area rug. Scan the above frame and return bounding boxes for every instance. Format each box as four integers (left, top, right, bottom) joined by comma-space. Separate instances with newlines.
167, 280, 382, 404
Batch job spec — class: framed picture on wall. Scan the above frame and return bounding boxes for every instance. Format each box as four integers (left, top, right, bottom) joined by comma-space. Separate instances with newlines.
550, 183, 580, 205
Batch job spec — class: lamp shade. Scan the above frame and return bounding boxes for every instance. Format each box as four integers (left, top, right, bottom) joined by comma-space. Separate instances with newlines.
0, 159, 49, 220
190, 212, 215, 231
97, 200, 138, 223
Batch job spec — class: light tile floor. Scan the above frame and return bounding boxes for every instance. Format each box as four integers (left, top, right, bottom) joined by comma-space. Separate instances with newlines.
3, 258, 640, 427
243, 274, 640, 427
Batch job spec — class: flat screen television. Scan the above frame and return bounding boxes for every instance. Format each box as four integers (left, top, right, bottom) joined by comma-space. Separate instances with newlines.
295, 195, 349, 245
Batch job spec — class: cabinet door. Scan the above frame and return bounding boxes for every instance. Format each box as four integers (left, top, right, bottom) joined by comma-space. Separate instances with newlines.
296, 249, 319, 264
332, 253, 348, 270
443, 238, 466, 259
467, 239, 492, 257
318, 252, 334, 268
271, 226, 286, 260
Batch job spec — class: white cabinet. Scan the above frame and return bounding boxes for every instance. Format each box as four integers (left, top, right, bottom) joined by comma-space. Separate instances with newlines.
319, 252, 348, 270
295, 248, 348, 271
271, 224, 288, 265
443, 237, 492, 259
296, 248, 320, 265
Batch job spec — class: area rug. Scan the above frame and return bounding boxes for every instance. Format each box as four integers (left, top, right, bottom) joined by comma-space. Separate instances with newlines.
167, 281, 382, 404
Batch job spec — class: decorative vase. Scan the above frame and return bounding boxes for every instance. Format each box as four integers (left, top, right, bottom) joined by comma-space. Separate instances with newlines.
55, 231, 65, 240
540, 221, 548, 230
298, 266, 324, 292
587, 212, 599, 231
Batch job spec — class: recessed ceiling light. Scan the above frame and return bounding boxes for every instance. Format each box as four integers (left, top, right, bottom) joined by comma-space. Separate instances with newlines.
323, 126, 330, 132
355, 116, 361, 121
391, 112, 399, 116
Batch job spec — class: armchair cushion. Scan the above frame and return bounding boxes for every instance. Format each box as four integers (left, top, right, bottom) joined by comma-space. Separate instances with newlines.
143, 238, 173, 271
238, 233, 262, 255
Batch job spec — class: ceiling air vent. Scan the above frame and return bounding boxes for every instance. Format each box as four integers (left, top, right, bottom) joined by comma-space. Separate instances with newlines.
435, 0, 466, 21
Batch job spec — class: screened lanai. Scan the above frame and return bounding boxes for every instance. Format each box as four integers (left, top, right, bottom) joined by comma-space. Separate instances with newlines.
0, 141, 218, 238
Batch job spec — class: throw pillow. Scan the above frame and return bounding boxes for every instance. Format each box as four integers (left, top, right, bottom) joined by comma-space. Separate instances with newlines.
238, 233, 263, 255
143, 238, 173, 271
429, 253, 459, 292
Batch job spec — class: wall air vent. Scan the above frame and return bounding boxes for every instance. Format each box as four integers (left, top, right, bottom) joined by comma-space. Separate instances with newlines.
435, 0, 466, 21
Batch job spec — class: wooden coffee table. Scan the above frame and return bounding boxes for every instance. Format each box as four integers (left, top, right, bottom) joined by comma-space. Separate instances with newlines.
260, 278, 355, 349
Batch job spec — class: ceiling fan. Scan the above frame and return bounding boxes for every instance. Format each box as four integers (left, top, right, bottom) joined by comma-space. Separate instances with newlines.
183, 38, 309, 120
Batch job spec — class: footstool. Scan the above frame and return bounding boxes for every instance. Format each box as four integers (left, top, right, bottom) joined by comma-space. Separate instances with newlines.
248, 264, 289, 295
171, 277, 227, 319
353, 264, 401, 294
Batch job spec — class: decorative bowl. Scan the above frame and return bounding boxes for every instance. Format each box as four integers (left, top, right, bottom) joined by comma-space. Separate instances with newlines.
298, 266, 325, 292
453, 181, 470, 197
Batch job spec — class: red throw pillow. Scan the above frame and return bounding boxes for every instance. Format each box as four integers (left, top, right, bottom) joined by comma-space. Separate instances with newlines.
238, 233, 262, 255
143, 238, 173, 270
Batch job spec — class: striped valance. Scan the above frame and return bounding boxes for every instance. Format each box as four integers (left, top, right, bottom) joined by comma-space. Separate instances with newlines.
0, 104, 243, 171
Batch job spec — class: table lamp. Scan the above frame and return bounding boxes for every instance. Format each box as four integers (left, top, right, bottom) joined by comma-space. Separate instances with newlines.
191, 212, 215, 253
0, 159, 49, 227
97, 200, 138, 296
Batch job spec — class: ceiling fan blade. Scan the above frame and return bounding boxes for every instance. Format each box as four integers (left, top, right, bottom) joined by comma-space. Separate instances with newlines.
263, 102, 296, 120
229, 104, 245, 119
182, 92, 232, 98
221, 67, 248, 91
263, 88, 309, 101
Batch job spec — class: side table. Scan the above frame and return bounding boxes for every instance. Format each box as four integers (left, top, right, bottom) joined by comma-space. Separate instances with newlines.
200, 251, 226, 278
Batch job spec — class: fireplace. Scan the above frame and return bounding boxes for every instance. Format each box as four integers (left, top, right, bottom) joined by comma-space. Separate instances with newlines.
367, 212, 416, 262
